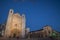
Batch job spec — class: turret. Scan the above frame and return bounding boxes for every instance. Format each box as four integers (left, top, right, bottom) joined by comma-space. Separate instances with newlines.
22, 14, 26, 38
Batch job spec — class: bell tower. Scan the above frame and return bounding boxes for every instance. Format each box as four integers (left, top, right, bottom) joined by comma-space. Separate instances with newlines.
4, 9, 13, 37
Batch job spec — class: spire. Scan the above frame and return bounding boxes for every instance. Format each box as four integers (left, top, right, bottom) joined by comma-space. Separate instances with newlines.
22, 13, 25, 19
9, 9, 14, 14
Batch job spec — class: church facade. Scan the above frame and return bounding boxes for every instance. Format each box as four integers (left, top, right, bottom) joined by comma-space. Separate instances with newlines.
4, 9, 29, 38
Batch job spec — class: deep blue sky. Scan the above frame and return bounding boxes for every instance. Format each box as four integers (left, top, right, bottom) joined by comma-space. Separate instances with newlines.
0, 0, 60, 32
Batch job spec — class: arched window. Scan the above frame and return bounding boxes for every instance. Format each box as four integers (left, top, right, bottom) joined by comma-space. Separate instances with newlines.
48, 31, 50, 34
10, 11, 12, 13
15, 24, 17, 27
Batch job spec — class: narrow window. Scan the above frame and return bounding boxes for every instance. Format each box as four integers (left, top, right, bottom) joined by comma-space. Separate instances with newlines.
11, 11, 12, 13
15, 24, 17, 27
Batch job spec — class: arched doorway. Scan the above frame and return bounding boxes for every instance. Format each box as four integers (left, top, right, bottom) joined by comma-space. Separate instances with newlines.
10, 28, 21, 38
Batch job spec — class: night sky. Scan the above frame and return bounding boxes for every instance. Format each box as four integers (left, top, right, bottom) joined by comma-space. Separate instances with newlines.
0, 0, 60, 32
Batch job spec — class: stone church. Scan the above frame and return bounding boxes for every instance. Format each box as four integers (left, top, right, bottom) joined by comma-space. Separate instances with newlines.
3, 9, 30, 38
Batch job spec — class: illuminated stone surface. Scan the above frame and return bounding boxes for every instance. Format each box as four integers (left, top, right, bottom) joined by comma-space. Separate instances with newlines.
4, 9, 26, 38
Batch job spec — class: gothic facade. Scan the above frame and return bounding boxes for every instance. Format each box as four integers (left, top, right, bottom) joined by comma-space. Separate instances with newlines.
4, 9, 28, 38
